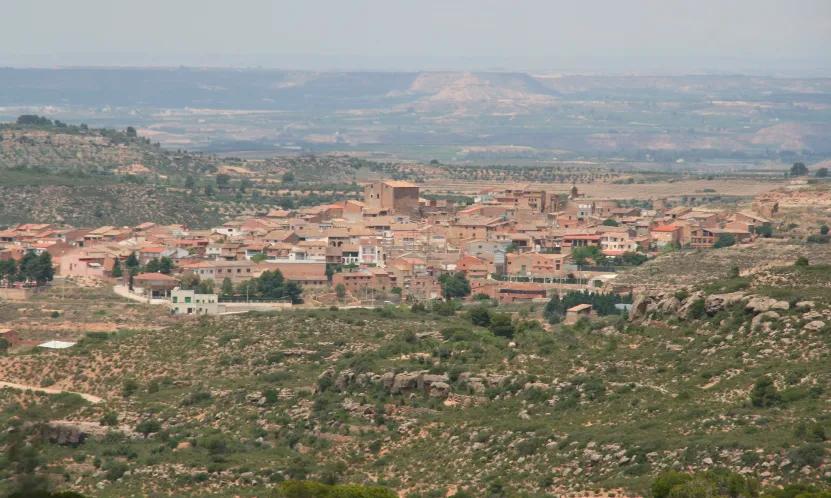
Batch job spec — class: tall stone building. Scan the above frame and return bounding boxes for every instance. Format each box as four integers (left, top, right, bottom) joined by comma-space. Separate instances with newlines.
363, 180, 420, 216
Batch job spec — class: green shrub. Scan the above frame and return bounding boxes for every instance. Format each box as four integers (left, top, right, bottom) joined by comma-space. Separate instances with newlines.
766, 483, 830, 498
432, 301, 458, 317
272, 479, 397, 497
489, 313, 515, 338
136, 419, 162, 438
713, 233, 736, 248
750, 377, 782, 408
653, 471, 759, 498
122, 379, 138, 397
467, 306, 491, 327
181, 391, 212, 406
267, 352, 286, 364
100, 412, 118, 426
515, 438, 541, 456
788, 443, 825, 469
688, 299, 706, 320
441, 327, 475, 342
103, 460, 129, 480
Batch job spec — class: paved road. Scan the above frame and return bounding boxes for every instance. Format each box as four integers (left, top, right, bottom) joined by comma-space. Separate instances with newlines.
0, 381, 104, 404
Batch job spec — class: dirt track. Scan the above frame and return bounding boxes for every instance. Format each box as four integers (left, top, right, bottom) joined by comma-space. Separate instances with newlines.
0, 381, 103, 403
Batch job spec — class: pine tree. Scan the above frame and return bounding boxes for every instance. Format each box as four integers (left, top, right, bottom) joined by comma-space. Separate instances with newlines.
159, 257, 174, 275
220, 278, 234, 297
144, 258, 161, 274
111, 258, 123, 278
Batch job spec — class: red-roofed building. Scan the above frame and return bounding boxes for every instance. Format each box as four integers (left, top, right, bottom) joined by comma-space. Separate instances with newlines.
132, 272, 179, 298
138, 247, 174, 265
471, 280, 547, 303
651, 225, 682, 247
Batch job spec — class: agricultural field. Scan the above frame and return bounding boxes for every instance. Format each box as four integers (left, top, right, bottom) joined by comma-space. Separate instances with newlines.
0, 280, 175, 345
420, 178, 785, 200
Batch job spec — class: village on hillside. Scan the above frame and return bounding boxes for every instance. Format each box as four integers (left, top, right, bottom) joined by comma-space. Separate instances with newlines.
0, 179, 783, 316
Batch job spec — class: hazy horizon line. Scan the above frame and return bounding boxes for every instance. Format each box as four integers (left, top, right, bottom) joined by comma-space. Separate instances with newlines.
2, 53, 830, 76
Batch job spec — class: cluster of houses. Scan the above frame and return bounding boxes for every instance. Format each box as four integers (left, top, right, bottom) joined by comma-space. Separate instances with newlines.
0, 180, 774, 310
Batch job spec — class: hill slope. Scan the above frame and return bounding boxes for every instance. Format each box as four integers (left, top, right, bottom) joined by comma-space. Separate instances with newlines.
0, 122, 228, 176
0, 120, 400, 226
1, 254, 829, 496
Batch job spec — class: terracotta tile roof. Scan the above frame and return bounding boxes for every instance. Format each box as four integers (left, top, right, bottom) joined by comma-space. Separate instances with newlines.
381, 180, 418, 188
134, 272, 178, 281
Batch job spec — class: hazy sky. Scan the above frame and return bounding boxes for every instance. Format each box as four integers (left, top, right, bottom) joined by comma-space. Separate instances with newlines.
2, 0, 830, 69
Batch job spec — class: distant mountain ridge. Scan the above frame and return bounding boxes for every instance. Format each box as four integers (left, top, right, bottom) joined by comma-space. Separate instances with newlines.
2, 68, 829, 160
0, 68, 558, 111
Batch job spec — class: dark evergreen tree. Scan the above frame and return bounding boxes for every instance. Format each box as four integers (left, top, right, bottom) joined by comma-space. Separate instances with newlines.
111, 258, 123, 278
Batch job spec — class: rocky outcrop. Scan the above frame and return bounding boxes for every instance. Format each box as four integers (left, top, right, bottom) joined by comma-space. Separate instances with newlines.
751, 311, 780, 331
462, 376, 486, 394
704, 292, 745, 315
391, 372, 423, 395
335, 370, 354, 391
658, 297, 681, 314
381, 372, 395, 391
246, 392, 266, 404
387, 371, 452, 396
629, 294, 652, 320
420, 373, 449, 390
804, 320, 826, 331
428, 382, 452, 398
676, 291, 704, 320
42, 423, 87, 446
746, 296, 782, 314
628, 289, 800, 326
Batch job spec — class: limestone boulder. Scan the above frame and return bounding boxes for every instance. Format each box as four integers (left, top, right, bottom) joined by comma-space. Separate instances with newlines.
629, 294, 652, 321
381, 372, 396, 390
704, 292, 745, 315
658, 297, 681, 314
751, 311, 780, 331
419, 373, 449, 390
390, 372, 422, 395
745, 296, 779, 314
428, 382, 452, 398
334, 370, 354, 391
